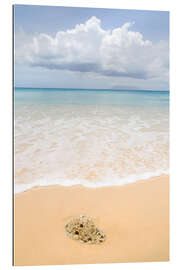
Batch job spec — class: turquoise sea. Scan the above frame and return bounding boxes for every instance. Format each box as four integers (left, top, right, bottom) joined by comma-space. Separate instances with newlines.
15, 87, 169, 107
14, 88, 169, 193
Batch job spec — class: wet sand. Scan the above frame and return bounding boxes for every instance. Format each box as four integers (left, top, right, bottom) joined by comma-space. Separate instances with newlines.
14, 175, 169, 266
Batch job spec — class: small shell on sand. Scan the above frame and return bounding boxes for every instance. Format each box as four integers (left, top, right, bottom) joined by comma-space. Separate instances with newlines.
65, 215, 106, 244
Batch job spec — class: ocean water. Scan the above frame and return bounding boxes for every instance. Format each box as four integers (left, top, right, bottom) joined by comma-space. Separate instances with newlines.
14, 88, 169, 193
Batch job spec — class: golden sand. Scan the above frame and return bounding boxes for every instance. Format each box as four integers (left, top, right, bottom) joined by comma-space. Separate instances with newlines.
14, 175, 169, 266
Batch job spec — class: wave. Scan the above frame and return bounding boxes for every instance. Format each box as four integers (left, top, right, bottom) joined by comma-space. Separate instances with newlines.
15, 103, 169, 194
15, 169, 169, 194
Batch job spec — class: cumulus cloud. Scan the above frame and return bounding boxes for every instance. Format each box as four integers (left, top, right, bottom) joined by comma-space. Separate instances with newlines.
15, 16, 169, 81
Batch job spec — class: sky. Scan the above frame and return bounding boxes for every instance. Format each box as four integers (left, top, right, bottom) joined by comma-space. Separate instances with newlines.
14, 5, 169, 90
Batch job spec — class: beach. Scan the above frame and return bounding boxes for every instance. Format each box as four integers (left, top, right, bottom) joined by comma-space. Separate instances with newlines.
14, 175, 169, 266
14, 88, 169, 265
13, 4, 170, 266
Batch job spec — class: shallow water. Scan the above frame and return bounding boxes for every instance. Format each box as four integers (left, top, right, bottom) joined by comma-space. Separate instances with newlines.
14, 88, 169, 193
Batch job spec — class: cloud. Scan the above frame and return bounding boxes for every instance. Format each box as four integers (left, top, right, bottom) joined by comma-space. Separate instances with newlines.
15, 16, 169, 81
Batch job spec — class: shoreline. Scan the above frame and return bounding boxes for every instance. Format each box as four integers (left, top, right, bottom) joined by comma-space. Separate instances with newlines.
15, 172, 169, 194
14, 175, 169, 266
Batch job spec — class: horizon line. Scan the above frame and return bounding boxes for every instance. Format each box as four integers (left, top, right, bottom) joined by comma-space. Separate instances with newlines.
14, 87, 169, 92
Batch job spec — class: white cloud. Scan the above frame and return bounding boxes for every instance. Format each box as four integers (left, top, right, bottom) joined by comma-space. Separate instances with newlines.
15, 16, 169, 82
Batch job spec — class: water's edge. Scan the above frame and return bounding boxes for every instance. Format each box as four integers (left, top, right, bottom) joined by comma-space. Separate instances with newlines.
15, 170, 169, 194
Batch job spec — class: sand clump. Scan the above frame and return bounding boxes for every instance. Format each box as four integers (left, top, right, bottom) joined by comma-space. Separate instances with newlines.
65, 215, 106, 244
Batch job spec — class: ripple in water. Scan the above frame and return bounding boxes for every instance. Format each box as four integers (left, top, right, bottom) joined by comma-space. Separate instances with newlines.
14, 103, 169, 193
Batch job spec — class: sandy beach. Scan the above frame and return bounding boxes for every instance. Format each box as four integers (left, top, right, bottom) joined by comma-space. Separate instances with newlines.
14, 175, 169, 266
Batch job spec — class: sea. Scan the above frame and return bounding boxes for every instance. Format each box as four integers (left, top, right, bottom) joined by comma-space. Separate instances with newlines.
14, 88, 169, 194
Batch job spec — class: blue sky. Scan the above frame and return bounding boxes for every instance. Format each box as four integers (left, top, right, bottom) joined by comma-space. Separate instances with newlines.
14, 5, 169, 90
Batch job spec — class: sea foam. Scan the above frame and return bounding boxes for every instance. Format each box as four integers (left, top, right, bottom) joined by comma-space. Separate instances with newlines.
15, 170, 169, 194
14, 92, 169, 194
